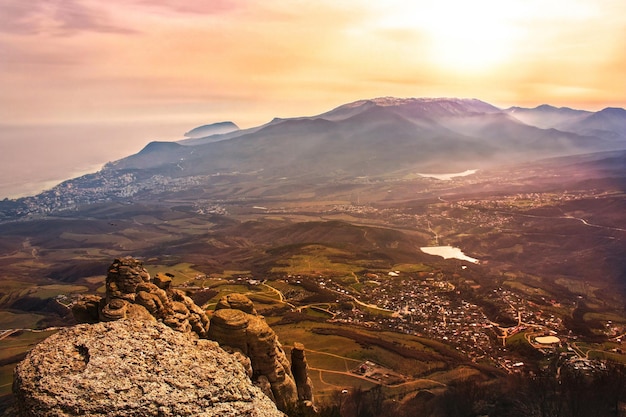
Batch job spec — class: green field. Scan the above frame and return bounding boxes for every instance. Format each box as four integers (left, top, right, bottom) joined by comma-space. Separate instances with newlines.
144, 263, 206, 286
391, 263, 433, 273
0, 312, 46, 330
271, 245, 362, 276
28, 284, 88, 300
270, 319, 476, 399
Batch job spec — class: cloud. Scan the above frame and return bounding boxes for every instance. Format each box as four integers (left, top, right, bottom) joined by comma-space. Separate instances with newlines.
126, 0, 246, 15
0, 0, 623, 129
0, 0, 135, 36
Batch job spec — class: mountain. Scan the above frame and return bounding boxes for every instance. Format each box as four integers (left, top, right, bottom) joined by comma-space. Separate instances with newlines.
111, 97, 619, 178
183, 121, 239, 138
505, 105, 626, 143
319, 97, 501, 122
505, 104, 591, 129
564, 107, 626, 141
2, 97, 625, 219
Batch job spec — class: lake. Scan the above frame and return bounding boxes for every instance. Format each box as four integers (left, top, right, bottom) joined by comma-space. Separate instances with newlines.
417, 169, 478, 181
420, 246, 479, 264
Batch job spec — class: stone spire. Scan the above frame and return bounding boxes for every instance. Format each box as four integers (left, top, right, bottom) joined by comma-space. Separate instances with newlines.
207, 295, 299, 412
291, 342, 314, 405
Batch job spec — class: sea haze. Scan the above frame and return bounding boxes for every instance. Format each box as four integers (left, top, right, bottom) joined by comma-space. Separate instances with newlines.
0, 122, 190, 199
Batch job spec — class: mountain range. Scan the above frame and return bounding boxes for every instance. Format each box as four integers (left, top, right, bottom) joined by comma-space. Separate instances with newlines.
111, 97, 626, 179
1, 97, 625, 219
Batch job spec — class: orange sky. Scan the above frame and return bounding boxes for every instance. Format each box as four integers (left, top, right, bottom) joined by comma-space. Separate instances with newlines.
1, 0, 625, 129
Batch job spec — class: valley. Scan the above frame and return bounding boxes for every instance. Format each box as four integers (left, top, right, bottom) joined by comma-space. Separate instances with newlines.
1, 151, 625, 410
1, 98, 625, 414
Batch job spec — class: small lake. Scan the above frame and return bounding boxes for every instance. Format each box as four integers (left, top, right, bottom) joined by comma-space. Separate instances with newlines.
417, 169, 478, 181
420, 246, 479, 264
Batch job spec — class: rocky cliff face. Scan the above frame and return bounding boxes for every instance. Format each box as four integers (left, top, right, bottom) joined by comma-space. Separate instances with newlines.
208, 296, 299, 411
12, 320, 284, 417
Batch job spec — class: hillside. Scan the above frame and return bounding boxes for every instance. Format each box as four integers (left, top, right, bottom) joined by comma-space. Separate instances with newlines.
3, 97, 624, 222
1, 97, 626, 415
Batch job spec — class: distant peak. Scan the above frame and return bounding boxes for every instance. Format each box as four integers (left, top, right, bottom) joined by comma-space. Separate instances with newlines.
139, 141, 183, 153
535, 104, 558, 110
534, 104, 583, 113
598, 107, 626, 115
366, 97, 490, 106
505, 104, 591, 115
184, 121, 239, 138
338, 97, 500, 114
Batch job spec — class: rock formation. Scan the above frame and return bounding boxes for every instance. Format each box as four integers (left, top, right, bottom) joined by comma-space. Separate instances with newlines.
12, 320, 284, 417
68, 258, 313, 412
72, 257, 210, 338
291, 342, 314, 406
208, 295, 299, 411
216, 292, 258, 314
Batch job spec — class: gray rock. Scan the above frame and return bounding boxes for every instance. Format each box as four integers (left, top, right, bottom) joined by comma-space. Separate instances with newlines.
13, 320, 284, 417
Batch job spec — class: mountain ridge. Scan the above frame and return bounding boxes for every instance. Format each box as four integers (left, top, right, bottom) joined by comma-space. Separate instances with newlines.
1, 97, 625, 219
183, 121, 239, 138
113, 97, 621, 177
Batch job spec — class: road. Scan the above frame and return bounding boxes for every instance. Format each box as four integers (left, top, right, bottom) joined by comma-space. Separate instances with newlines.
0, 329, 20, 341
261, 283, 296, 309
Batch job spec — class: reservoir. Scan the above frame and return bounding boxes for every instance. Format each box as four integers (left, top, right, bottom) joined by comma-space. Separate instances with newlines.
420, 246, 479, 264
417, 169, 477, 181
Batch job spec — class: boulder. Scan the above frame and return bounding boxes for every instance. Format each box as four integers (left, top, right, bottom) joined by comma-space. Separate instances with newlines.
105, 257, 151, 302
70, 294, 102, 323
12, 320, 284, 417
208, 309, 250, 352
153, 273, 172, 290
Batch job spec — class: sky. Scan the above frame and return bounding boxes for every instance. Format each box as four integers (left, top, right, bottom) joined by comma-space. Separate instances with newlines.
1, 0, 625, 198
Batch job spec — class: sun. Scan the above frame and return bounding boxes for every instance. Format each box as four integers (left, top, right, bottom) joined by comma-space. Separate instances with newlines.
376, 0, 521, 74
424, 4, 519, 73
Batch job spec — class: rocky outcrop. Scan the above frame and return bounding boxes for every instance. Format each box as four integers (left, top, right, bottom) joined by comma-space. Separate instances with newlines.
208, 296, 298, 411
291, 342, 314, 405
12, 320, 284, 417
215, 292, 257, 314
69, 259, 313, 412
70, 294, 103, 324
72, 257, 210, 338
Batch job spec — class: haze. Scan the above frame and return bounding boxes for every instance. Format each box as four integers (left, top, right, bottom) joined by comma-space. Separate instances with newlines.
1, 0, 625, 198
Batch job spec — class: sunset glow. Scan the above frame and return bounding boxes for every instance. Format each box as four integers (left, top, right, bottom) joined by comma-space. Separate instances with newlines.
0, 0, 624, 130
0, 0, 624, 198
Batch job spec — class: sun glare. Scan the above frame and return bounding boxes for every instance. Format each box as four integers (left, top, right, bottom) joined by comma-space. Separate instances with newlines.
376, 1, 522, 73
